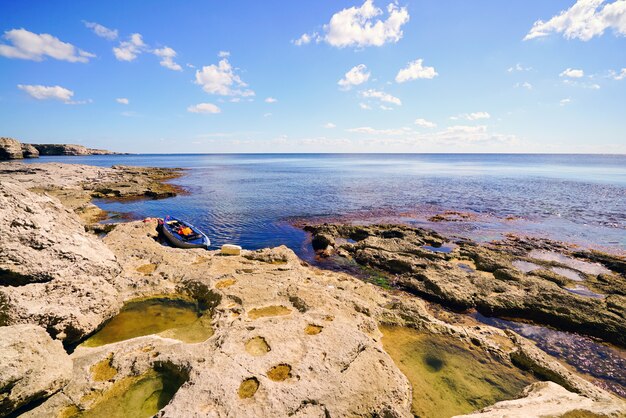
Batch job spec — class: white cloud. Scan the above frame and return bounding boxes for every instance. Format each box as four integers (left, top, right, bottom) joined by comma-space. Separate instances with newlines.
514, 81, 533, 90
195, 56, 255, 97
560, 98, 572, 106
348, 126, 411, 135
610, 68, 626, 80
359, 102, 372, 110
116, 98, 129, 105
338, 64, 370, 89
524, 0, 626, 41
298, 0, 410, 48
395, 59, 438, 83
414, 118, 436, 128
153, 46, 182, 71
344, 124, 518, 147
264, 97, 277, 103
562, 78, 601, 89
83, 21, 118, 40
292, 33, 313, 46
451, 111, 491, 121
507, 63, 532, 72
324, 122, 336, 128
113, 33, 145, 61
218, 51, 230, 58
560, 68, 584, 78
360, 89, 401, 105
0, 29, 93, 62
380, 105, 393, 111
187, 103, 221, 114
17, 84, 77, 103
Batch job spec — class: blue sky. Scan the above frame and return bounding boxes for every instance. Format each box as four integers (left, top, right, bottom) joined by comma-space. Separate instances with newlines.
1, 0, 625, 153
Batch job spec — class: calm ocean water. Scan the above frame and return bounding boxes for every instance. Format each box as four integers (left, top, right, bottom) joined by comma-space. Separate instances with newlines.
27, 154, 626, 253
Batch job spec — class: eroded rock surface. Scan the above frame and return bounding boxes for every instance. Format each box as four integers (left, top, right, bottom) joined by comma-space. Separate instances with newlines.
0, 324, 72, 416
31, 144, 120, 156
17, 220, 624, 418
0, 137, 23, 160
456, 381, 624, 418
0, 181, 120, 285
304, 224, 626, 347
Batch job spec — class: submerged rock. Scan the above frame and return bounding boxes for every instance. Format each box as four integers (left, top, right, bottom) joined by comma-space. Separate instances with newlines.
0, 324, 72, 415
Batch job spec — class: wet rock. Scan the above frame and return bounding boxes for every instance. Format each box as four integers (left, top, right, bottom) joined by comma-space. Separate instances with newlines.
0, 324, 72, 415
0, 137, 23, 160
306, 224, 626, 347
311, 233, 334, 251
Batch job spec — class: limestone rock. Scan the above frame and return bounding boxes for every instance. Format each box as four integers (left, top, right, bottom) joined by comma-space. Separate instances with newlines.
20, 143, 39, 158
0, 182, 122, 341
455, 381, 624, 418
0, 324, 72, 415
32, 144, 119, 156
0, 137, 23, 160
0, 182, 120, 285
306, 224, 626, 346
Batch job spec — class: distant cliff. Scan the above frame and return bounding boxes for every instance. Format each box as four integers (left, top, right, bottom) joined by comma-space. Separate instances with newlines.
32, 143, 120, 156
0, 137, 122, 160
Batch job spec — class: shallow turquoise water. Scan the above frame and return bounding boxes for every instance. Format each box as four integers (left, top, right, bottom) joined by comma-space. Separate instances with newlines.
25, 154, 626, 252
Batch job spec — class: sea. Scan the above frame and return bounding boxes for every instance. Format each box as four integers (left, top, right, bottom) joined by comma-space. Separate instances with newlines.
26, 153, 626, 254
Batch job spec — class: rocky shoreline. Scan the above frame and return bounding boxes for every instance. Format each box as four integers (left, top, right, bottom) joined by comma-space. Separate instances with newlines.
304, 224, 626, 347
0, 161, 625, 417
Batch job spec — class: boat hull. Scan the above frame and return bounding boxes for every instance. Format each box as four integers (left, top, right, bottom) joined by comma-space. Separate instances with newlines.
160, 217, 210, 249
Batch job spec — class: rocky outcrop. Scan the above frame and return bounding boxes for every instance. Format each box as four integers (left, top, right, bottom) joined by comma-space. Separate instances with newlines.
0, 137, 23, 160
0, 162, 185, 224
0, 137, 120, 160
456, 381, 624, 417
304, 224, 626, 347
32, 144, 120, 156
0, 182, 122, 341
20, 143, 39, 158
0, 182, 120, 285
0, 324, 72, 416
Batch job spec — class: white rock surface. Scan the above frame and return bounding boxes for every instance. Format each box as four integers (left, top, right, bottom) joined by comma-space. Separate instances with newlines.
455, 381, 625, 418
0, 181, 120, 284
0, 324, 72, 415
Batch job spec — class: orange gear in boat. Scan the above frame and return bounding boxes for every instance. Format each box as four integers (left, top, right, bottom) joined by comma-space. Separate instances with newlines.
178, 226, 193, 236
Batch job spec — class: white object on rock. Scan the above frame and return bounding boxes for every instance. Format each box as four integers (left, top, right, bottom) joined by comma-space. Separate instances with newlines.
221, 244, 242, 256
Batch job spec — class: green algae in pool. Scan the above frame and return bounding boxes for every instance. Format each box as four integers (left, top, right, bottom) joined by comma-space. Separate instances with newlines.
380, 326, 536, 418
81, 297, 213, 347
66, 368, 186, 418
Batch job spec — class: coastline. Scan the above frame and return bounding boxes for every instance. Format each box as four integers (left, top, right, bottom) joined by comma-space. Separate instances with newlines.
0, 161, 624, 417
